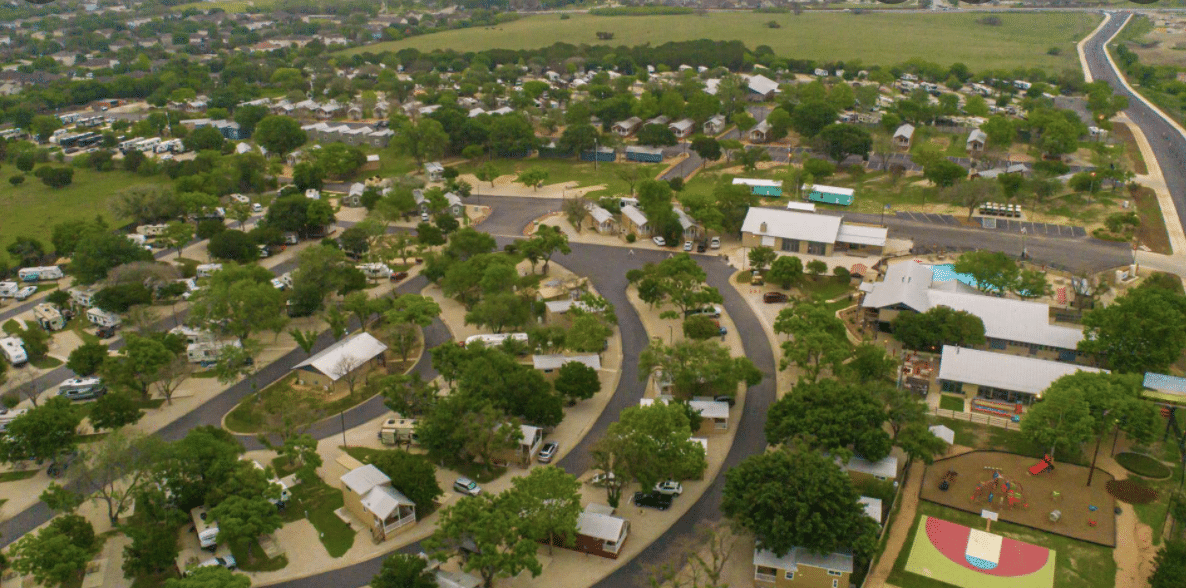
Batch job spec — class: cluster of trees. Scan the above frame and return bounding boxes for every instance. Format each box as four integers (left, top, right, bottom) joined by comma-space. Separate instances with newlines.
627, 253, 724, 320
1078, 277, 1186, 374
591, 401, 709, 507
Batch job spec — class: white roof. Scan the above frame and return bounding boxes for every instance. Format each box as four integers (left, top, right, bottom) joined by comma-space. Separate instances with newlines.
340, 464, 389, 494
741, 207, 842, 245
786, 202, 817, 212
968, 129, 987, 145
621, 205, 648, 227
746, 73, 780, 96
674, 208, 697, 231
587, 204, 613, 225
532, 354, 602, 371
837, 223, 888, 247
843, 455, 898, 479
688, 399, 730, 419
929, 424, 955, 445
754, 548, 854, 574
805, 184, 855, 197
894, 124, 915, 139
361, 484, 413, 519
294, 332, 387, 381
576, 511, 627, 542
669, 118, 694, 131
859, 496, 883, 522
732, 178, 782, 188
938, 346, 1106, 396
436, 570, 482, 588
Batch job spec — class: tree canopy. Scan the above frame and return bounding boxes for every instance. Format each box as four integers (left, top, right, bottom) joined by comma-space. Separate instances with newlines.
1079, 286, 1186, 374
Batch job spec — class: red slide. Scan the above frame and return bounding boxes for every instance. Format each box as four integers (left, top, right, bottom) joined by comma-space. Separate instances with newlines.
1028, 455, 1053, 476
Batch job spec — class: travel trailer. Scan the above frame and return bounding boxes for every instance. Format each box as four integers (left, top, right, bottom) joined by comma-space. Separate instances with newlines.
187, 340, 241, 365
57, 377, 107, 401
0, 337, 28, 366
18, 266, 63, 282
86, 308, 122, 328
33, 304, 65, 331
357, 263, 392, 279
0, 408, 29, 433
379, 417, 420, 446
190, 506, 219, 551
196, 264, 223, 278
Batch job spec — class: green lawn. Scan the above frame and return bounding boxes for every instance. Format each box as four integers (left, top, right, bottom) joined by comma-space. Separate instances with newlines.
798, 275, 855, 302
0, 167, 157, 245
1114, 452, 1172, 479
31, 356, 63, 369
939, 395, 965, 412
930, 416, 1088, 466
457, 157, 665, 200
282, 477, 355, 558
170, 0, 276, 12
345, 12, 1099, 73
2, 319, 20, 334
224, 375, 376, 435
0, 469, 38, 483
888, 501, 1116, 588
229, 539, 288, 572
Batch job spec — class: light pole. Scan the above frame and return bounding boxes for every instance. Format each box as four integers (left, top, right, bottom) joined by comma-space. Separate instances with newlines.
1020, 226, 1028, 260
340, 410, 348, 448
881, 203, 891, 226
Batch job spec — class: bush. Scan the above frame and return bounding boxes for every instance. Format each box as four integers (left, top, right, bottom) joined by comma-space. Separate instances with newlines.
196, 219, 227, 240
1047, 47, 1062, 56
8, 174, 24, 186
207, 230, 259, 263
802, 158, 835, 179
683, 315, 722, 340
1032, 159, 1069, 176
833, 266, 851, 280
560, 13, 570, 19
626, 233, 637, 243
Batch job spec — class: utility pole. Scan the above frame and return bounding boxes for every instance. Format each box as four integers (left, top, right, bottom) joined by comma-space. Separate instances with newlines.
594, 135, 599, 172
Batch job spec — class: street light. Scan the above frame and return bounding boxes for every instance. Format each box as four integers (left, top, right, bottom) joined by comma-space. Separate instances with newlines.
881, 203, 891, 226
1020, 226, 1028, 260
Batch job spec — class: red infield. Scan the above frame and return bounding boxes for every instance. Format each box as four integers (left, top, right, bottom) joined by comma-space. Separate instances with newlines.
925, 517, 1051, 576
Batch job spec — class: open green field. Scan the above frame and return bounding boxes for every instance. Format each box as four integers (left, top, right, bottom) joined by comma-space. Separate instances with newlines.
0, 167, 157, 246
345, 12, 1100, 72
171, 0, 276, 13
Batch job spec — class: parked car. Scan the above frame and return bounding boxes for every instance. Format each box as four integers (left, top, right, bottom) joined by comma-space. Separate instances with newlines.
654, 481, 683, 496
421, 212, 430, 222
683, 240, 693, 251
453, 477, 482, 496
763, 292, 788, 303
252, 203, 263, 213
537, 441, 559, 464
188, 556, 237, 575
687, 305, 722, 318
696, 242, 707, 253
652, 236, 666, 247
390, 271, 409, 282
632, 490, 674, 510
710, 237, 721, 249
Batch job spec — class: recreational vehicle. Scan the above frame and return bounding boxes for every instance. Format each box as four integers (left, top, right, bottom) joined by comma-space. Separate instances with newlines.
357, 263, 392, 280
57, 377, 107, 401
187, 340, 241, 364
463, 333, 529, 348
136, 224, 169, 237
70, 287, 98, 307
14, 286, 36, 301
379, 417, 420, 446
33, 304, 65, 331
0, 282, 19, 298
247, 459, 291, 507
0, 337, 28, 365
196, 264, 223, 278
190, 506, 219, 551
170, 325, 215, 345
86, 308, 122, 328
18, 266, 63, 282
0, 408, 28, 433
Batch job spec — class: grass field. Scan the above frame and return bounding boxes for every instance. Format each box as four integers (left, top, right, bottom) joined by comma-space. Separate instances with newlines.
345, 12, 1100, 72
457, 158, 666, 200
171, 0, 275, 13
0, 167, 157, 246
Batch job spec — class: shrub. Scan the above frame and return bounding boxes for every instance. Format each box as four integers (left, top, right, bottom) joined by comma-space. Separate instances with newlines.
626, 233, 636, 243
8, 174, 24, 186
833, 266, 851, 280
195, 219, 226, 240
802, 158, 835, 179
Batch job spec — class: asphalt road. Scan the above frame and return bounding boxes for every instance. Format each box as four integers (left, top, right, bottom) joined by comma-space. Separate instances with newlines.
1080, 12, 1186, 238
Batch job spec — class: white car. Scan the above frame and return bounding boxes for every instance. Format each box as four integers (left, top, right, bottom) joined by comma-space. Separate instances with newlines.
652, 236, 666, 247
710, 237, 721, 249
421, 212, 430, 222
252, 203, 263, 213
14, 286, 36, 301
187, 556, 236, 575
654, 480, 683, 496
683, 240, 693, 251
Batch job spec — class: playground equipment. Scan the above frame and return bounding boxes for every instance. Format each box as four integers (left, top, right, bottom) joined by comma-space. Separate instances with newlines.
1049, 510, 1061, 523
1028, 454, 1055, 476
970, 470, 1029, 509
939, 470, 958, 491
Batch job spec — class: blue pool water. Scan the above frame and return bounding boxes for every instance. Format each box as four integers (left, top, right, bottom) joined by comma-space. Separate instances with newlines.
928, 263, 980, 289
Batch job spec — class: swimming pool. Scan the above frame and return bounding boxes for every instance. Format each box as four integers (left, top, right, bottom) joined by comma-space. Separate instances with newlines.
927, 263, 980, 289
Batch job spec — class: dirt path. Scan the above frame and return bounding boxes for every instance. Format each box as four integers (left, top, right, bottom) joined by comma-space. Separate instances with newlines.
1098, 457, 1158, 588
864, 460, 921, 588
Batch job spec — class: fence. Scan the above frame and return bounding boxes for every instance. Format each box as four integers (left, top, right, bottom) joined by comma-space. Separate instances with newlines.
931, 407, 1023, 431
858, 455, 914, 588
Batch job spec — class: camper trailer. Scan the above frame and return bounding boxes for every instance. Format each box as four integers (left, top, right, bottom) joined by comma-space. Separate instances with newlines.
463, 333, 529, 348
70, 287, 97, 307
187, 340, 240, 365
0, 337, 28, 366
33, 304, 65, 331
0, 407, 29, 433
170, 325, 215, 345
357, 263, 392, 280
0, 282, 18, 298
18, 266, 63, 282
196, 264, 223, 278
190, 506, 219, 551
247, 459, 291, 507
379, 417, 420, 446
136, 224, 169, 237
57, 377, 107, 401
86, 308, 122, 328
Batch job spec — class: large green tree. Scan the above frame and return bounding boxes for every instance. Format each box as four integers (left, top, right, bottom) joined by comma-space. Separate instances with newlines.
1044, 372, 1159, 484
773, 301, 851, 382
10, 514, 98, 587
591, 402, 707, 505
638, 339, 762, 400
254, 115, 307, 154
507, 466, 583, 555
626, 254, 723, 318
371, 553, 437, 588
164, 566, 251, 588
891, 306, 986, 352
1079, 286, 1186, 374
766, 379, 893, 461
1020, 384, 1094, 461
370, 449, 444, 510
0, 397, 81, 465
952, 251, 1020, 295
427, 494, 543, 588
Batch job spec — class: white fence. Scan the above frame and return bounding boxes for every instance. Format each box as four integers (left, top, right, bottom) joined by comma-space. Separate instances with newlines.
931, 407, 1022, 431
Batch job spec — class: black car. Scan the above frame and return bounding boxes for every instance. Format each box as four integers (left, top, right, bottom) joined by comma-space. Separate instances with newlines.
632, 490, 674, 511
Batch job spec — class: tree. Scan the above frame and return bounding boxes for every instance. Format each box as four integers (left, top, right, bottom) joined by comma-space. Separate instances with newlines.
70, 430, 163, 524
160, 221, 195, 258
278, 434, 321, 484
164, 566, 251, 588
67, 341, 108, 377
0, 397, 81, 465
371, 553, 437, 588
1020, 384, 1094, 461
766, 379, 892, 461
773, 302, 851, 382
520, 225, 570, 274
89, 392, 144, 430
190, 274, 288, 346
254, 115, 306, 154
208, 495, 283, 561
313, 143, 367, 180
7, 236, 44, 266
72, 230, 154, 284
553, 361, 601, 403
508, 466, 582, 555
639, 339, 762, 399
292, 161, 325, 191
516, 167, 548, 191
184, 125, 226, 152
790, 100, 838, 138
371, 450, 444, 510
1150, 540, 1186, 588
208, 230, 258, 263
474, 162, 500, 187
10, 514, 97, 587
18, 324, 49, 363
41, 482, 83, 514
427, 494, 543, 588
122, 522, 180, 580
891, 306, 986, 351
637, 124, 677, 147
737, 146, 771, 172
30, 114, 62, 141
683, 315, 723, 341
816, 123, 872, 162
924, 159, 967, 188
558, 123, 598, 154
767, 255, 804, 290
591, 402, 708, 501
1012, 268, 1052, 300
102, 335, 175, 400
953, 251, 1019, 294
842, 343, 898, 384
626, 254, 723, 318
723, 447, 877, 558
1079, 286, 1186, 374
394, 118, 449, 165
748, 246, 777, 272
691, 135, 722, 163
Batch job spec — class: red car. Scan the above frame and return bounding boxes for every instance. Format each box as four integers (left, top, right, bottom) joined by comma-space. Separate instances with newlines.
390, 271, 409, 282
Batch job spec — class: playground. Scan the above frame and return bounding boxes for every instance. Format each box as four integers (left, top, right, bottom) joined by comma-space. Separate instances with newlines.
904, 515, 1057, 588
919, 451, 1116, 546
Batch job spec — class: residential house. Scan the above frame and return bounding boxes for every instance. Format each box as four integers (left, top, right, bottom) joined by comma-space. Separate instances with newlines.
425, 161, 444, 181
584, 203, 618, 235
746, 74, 780, 101
892, 124, 915, 150
180, 118, 248, 140
749, 120, 771, 143
966, 129, 987, 154
641, 396, 730, 435
293, 332, 388, 392
644, 115, 670, 129
674, 208, 703, 241
669, 118, 695, 139
620, 205, 650, 238
343, 182, 366, 207
413, 190, 464, 217
612, 117, 643, 137
373, 102, 389, 120
543, 298, 598, 325
571, 505, 630, 559
339, 464, 417, 542
938, 345, 1106, 407
752, 494, 880, 588
703, 114, 727, 136
347, 104, 364, 120
842, 454, 899, 485
740, 208, 888, 256
532, 354, 602, 379
859, 261, 1086, 362
495, 424, 544, 467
